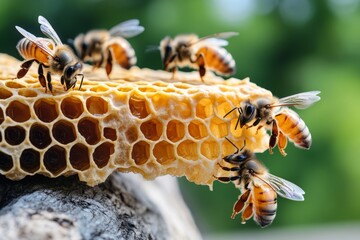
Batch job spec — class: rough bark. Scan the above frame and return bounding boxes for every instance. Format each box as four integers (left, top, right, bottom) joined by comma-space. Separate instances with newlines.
0, 173, 202, 240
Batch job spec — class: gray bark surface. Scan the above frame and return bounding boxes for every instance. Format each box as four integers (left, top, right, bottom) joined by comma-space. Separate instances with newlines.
0, 173, 202, 240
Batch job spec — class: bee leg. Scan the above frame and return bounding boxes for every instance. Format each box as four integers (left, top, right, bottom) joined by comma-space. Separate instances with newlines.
278, 131, 287, 156
46, 71, 53, 94
192, 53, 206, 82
217, 163, 241, 172
213, 175, 240, 183
15, 59, 37, 79
255, 125, 263, 134
37, 63, 47, 89
77, 74, 84, 90
170, 67, 177, 80
232, 190, 251, 219
269, 120, 279, 154
105, 49, 113, 78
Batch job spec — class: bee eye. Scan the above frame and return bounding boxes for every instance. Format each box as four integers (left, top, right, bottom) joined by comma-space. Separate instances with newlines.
245, 105, 255, 117
65, 66, 75, 79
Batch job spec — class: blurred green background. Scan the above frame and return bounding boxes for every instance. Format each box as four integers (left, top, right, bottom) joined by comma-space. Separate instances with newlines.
1, 0, 360, 238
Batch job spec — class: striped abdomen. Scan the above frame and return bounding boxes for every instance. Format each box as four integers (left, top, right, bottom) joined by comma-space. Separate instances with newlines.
16, 38, 53, 64
106, 37, 136, 69
196, 46, 235, 76
275, 108, 312, 149
253, 184, 277, 228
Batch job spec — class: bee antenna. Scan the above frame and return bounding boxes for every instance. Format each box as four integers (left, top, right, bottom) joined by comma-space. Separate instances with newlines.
225, 137, 240, 154
223, 107, 237, 118
239, 139, 246, 151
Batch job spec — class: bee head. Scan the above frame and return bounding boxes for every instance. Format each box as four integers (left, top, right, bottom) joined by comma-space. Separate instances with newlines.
239, 101, 256, 128
62, 62, 83, 90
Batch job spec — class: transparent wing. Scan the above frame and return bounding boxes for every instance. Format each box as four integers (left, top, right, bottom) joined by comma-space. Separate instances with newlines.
15, 26, 55, 57
109, 19, 144, 38
267, 173, 305, 201
38, 15, 63, 45
191, 32, 238, 46
276, 91, 321, 109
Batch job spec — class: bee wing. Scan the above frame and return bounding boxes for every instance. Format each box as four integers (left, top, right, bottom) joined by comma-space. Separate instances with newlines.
109, 19, 144, 38
276, 91, 321, 109
191, 32, 238, 46
267, 173, 305, 201
38, 16, 63, 45
15, 26, 55, 57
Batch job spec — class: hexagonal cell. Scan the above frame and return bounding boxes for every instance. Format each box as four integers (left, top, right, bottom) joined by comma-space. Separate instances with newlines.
30, 123, 52, 149
78, 117, 100, 145
5, 81, 25, 89
0, 87, 12, 99
210, 117, 228, 138
188, 120, 208, 140
201, 139, 220, 160
196, 98, 213, 119
90, 85, 110, 92
131, 140, 150, 165
70, 143, 90, 171
166, 120, 185, 142
6, 100, 31, 123
125, 126, 138, 143
140, 118, 163, 141
5, 126, 26, 145
93, 142, 115, 168
86, 96, 108, 115
0, 151, 13, 171
52, 120, 76, 144
43, 145, 67, 176
129, 94, 150, 119
175, 100, 192, 119
153, 141, 175, 165
0, 107, 4, 125
230, 118, 243, 138
177, 140, 198, 160
222, 138, 246, 157
138, 87, 157, 92
216, 100, 233, 118
18, 89, 38, 98
104, 127, 117, 141
61, 96, 84, 119
20, 149, 40, 173
34, 98, 59, 123
117, 86, 132, 92
151, 93, 169, 112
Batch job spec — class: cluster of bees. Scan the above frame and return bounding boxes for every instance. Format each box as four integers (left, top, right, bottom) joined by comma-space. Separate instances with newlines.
14, 16, 320, 228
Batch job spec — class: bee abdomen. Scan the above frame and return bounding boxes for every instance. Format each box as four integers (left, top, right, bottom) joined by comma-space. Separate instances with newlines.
253, 186, 277, 227
16, 38, 52, 64
276, 110, 312, 149
106, 37, 136, 69
196, 47, 235, 76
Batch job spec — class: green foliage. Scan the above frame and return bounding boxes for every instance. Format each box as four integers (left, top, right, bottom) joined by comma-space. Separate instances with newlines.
2, 0, 360, 234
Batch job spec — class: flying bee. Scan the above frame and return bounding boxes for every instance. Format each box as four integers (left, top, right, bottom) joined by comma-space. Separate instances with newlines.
15, 16, 84, 93
73, 19, 144, 77
224, 91, 321, 156
214, 138, 305, 228
159, 32, 237, 81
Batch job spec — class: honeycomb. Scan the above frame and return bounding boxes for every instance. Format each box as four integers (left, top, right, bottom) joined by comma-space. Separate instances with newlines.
0, 53, 272, 187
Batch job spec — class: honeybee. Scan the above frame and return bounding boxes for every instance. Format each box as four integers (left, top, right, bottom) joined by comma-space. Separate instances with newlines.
73, 19, 144, 77
224, 91, 321, 156
15, 16, 84, 93
159, 32, 237, 81
214, 138, 305, 227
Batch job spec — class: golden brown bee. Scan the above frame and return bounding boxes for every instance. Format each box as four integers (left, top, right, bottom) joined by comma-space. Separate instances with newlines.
214, 138, 305, 227
73, 19, 144, 77
15, 16, 84, 93
159, 32, 237, 81
224, 91, 321, 156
